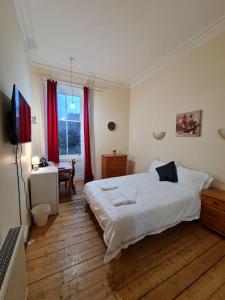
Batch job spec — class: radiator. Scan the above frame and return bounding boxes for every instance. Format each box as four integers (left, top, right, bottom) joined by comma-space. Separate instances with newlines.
0, 227, 27, 300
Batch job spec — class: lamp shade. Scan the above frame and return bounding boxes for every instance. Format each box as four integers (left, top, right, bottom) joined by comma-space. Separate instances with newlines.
153, 131, 166, 140
32, 156, 40, 165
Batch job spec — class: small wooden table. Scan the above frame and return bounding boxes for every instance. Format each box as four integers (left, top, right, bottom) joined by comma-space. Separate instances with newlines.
57, 162, 72, 197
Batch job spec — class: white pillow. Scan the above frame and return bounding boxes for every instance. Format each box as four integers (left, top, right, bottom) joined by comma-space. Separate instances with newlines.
177, 166, 213, 192
148, 160, 166, 180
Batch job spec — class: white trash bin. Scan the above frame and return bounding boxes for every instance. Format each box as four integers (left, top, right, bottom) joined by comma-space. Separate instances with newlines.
31, 204, 52, 227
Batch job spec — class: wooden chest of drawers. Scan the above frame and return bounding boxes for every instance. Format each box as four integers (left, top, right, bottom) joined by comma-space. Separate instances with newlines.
101, 154, 127, 179
200, 188, 225, 237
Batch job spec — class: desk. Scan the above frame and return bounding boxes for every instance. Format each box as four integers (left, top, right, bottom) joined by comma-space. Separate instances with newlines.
57, 162, 72, 197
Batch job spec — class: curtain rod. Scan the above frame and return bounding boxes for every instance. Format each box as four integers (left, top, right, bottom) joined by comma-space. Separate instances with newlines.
41, 78, 104, 92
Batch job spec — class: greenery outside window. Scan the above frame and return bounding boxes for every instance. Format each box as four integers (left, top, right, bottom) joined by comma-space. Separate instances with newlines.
57, 89, 83, 158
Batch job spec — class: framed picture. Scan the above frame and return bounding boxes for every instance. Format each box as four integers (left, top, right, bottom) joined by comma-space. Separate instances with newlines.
176, 110, 202, 137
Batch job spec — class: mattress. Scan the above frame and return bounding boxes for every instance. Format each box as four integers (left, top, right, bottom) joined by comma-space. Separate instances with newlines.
84, 173, 201, 263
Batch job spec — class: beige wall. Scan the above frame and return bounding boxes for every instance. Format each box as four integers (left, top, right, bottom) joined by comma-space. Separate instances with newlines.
31, 74, 45, 158
90, 84, 130, 179
129, 31, 225, 190
0, 0, 32, 245
31, 68, 130, 180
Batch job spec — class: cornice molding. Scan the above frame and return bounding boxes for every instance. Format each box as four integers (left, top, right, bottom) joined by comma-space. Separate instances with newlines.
14, 0, 129, 88
31, 62, 129, 88
14, 0, 225, 88
130, 15, 225, 87
14, 0, 37, 61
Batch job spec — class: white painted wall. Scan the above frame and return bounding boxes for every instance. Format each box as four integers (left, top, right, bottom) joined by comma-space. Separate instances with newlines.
129, 31, 225, 190
0, 0, 32, 245
90, 84, 130, 179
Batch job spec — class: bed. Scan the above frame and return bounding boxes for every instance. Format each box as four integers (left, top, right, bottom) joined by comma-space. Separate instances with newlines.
84, 160, 213, 263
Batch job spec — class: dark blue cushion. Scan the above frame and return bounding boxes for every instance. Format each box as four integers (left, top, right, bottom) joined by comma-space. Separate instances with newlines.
156, 161, 178, 182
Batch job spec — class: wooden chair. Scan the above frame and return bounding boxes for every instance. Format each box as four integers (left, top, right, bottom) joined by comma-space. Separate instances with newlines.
71, 159, 76, 194
58, 159, 76, 194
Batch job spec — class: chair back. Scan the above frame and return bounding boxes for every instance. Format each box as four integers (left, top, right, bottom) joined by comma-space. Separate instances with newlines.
71, 159, 76, 180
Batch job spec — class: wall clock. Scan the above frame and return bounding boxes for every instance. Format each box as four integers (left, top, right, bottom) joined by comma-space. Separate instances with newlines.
108, 121, 116, 131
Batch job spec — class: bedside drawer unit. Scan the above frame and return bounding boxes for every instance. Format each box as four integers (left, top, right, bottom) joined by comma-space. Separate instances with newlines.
102, 154, 127, 179
201, 194, 225, 211
200, 188, 225, 237
201, 213, 225, 236
201, 204, 225, 223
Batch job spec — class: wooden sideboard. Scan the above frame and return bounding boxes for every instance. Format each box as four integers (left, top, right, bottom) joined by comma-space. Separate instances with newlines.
200, 188, 225, 237
101, 154, 127, 179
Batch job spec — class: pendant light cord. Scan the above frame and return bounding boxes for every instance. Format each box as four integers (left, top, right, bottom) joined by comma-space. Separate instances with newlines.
69, 57, 74, 105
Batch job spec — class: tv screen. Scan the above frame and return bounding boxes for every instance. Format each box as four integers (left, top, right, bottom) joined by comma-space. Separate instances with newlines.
11, 84, 31, 144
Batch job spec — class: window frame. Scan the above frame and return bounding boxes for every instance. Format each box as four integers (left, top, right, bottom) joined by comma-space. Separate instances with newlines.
57, 84, 84, 160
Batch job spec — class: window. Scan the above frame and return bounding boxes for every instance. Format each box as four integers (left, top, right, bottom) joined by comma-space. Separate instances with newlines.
57, 91, 83, 157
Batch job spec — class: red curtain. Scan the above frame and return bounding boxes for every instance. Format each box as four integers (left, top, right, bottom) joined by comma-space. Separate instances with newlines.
47, 79, 59, 163
83, 86, 94, 183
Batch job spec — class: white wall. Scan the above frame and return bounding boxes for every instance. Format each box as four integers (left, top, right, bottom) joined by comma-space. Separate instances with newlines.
0, 0, 32, 245
129, 31, 225, 190
90, 84, 130, 179
31, 67, 130, 180
31, 74, 45, 158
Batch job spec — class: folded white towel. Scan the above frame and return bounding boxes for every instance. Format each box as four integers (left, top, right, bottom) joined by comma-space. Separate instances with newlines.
107, 189, 136, 207
99, 183, 118, 191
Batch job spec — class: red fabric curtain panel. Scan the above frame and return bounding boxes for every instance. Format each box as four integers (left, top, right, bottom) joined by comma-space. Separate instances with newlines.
83, 86, 94, 183
47, 79, 59, 163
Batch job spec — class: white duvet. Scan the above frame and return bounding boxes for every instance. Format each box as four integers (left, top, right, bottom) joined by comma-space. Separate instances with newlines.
84, 173, 201, 263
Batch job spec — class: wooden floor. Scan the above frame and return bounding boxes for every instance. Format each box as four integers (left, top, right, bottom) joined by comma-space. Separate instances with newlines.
27, 183, 225, 300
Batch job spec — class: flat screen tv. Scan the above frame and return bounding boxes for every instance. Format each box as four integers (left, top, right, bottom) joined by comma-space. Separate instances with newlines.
10, 84, 31, 144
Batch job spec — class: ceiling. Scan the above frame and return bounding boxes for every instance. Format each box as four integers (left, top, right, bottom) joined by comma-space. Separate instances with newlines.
15, 0, 225, 86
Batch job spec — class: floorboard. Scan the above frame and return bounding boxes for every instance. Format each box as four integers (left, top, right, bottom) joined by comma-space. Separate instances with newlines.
27, 181, 225, 300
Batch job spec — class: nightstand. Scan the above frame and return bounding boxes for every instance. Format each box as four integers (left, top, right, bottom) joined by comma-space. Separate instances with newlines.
200, 188, 225, 237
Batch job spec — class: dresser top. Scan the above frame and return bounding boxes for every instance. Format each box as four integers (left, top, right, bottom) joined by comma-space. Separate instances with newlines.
201, 188, 225, 202
102, 154, 127, 158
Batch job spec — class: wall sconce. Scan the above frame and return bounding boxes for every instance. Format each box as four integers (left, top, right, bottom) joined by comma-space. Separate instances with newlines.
153, 131, 166, 140
218, 128, 225, 139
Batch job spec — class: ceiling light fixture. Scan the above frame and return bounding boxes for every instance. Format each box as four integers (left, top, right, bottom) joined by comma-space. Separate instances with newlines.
69, 57, 75, 109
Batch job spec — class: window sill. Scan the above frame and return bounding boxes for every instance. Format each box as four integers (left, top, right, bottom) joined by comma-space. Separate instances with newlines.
60, 155, 84, 162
